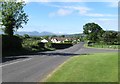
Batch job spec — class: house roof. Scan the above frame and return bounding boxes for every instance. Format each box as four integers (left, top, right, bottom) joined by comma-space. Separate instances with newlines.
51, 37, 77, 41
41, 39, 48, 43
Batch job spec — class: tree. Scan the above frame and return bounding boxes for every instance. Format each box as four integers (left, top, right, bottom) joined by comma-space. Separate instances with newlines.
1, 0, 28, 36
117, 32, 120, 44
102, 31, 118, 44
61, 35, 65, 38
83, 23, 104, 42
43, 36, 49, 40
24, 34, 30, 38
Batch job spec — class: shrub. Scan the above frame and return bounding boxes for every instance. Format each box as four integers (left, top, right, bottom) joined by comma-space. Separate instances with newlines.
23, 34, 30, 38
87, 41, 95, 46
2, 35, 22, 51
51, 43, 73, 49
22, 39, 45, 51
45, 42, 52, 48
38, 42, 45, 48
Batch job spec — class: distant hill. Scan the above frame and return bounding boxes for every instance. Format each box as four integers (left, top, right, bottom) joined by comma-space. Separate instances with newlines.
39, 31, 55, 36
14, 31, 55, 36
1, 30, 84, 37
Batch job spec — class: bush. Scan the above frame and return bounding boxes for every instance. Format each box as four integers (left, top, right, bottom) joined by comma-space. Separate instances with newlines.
23, 34, 30, 38
87, 41, 95, 46
51, 43, 73, 49
45, 42, 52, 48
22, 39, 45, 51
38, 42, 45, 48
2, 35, 22, 51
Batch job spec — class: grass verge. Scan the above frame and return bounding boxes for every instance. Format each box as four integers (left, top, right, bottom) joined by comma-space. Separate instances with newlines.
45, 52, 118, 82
84, 43, 119, 49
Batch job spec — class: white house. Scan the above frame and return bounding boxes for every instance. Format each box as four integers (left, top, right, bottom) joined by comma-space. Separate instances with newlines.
41, 39, 48, 43
51, 38, 61, 43
51, 37, 77, 43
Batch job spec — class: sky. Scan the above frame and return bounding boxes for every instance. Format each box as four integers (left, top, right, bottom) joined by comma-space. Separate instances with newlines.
17, 0, 118, 34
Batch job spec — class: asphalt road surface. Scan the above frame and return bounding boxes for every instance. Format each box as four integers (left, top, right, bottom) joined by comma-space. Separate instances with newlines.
2, 42, 118, 82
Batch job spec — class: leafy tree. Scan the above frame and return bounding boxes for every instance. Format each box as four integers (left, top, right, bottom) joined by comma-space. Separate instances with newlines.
83, 23, 104, 42
31, 36, 42, 40
43, 36, 49, 40
24, 34, 30, 38
61, 35, 65, 38
1, 0, 28, 36
117, 32, 120, 44
51, 35, 57, 38
102, 31, 118, 44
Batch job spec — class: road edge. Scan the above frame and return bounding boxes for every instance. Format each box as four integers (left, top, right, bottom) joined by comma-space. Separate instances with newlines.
40, 56, 74, 82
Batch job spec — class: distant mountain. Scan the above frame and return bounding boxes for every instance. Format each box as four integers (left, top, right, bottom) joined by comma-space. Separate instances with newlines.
1, 30, 84, 37
15, 31, 39, 36
39, 31, 55, 36
14, 31, 55, 36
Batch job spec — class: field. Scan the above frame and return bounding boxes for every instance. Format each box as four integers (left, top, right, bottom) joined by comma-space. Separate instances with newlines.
45, 53, 118, 82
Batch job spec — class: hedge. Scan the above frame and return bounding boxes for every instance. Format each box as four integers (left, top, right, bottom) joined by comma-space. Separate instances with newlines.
51, 43, 73, 49
2, 35, 22, 51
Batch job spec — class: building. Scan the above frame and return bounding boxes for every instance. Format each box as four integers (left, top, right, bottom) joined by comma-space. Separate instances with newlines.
41, 39, 48, 43
51, 37, 78, 43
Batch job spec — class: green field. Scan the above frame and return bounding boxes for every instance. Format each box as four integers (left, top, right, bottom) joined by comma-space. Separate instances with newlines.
45, 53, 118, 82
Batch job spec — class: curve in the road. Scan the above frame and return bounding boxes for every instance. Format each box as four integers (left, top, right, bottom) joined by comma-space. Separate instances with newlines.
2, 42, 118, 82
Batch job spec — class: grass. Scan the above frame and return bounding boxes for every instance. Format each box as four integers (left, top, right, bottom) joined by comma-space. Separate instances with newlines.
92, 44, 119, 49
84, 43, 119, 49
45, 53, 118, 82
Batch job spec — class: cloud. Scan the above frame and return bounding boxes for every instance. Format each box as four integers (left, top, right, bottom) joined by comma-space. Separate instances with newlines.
84, 13, 117, 17
48, 5, 91, 17
23, 0, 49, 3
57, 9, 72, 16
89, 18, 117, 21
66, 6, 91, 14
88, 18, 118, 30
108, 2, 118, 7
49, 4, 117, 17
49, 9, 72, 17
23, 0, 85, 3
48, 3, 117, 18
24, 1, 117, 18
85, 13, 105, 17
23, 0, 118, 2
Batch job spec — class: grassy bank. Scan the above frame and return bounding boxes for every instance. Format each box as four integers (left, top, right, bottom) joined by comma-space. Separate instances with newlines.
45, 53, 118, 82
84, 43, 119, 49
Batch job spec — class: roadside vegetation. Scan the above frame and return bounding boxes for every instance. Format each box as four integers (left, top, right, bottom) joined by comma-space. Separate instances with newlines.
46, 52, 118, 82
1, 1, 29, 56
2, 33, 77, 56
83, 23, 120, 49
2, 34, 55, 56
84, 43, 119, 49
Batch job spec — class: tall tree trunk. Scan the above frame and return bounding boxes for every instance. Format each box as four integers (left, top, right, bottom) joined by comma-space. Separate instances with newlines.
4, 27, 14, 36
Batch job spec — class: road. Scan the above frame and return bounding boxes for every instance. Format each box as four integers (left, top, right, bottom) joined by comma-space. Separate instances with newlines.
2, 42, 117, 82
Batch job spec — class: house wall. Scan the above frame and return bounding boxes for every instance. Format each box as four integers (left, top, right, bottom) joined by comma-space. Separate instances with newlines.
51, 39, 61, 43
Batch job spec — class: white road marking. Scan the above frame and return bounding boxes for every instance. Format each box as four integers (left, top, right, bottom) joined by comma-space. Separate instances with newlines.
0, 58, 32, 67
